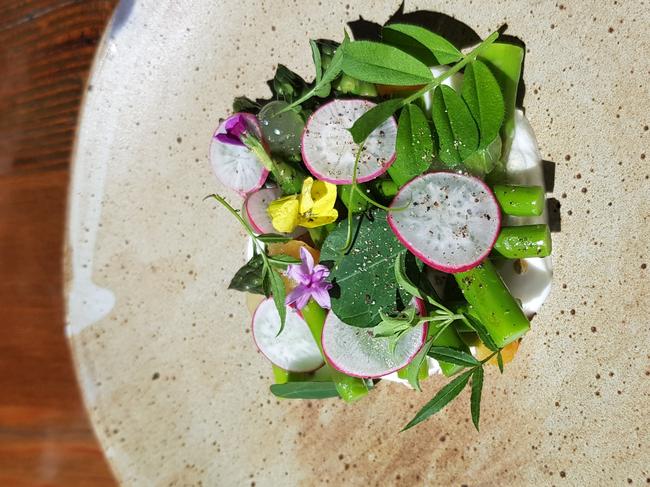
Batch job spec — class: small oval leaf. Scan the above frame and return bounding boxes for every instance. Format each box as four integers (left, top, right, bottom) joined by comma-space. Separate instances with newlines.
431, 85, 479, 165
383, 23, 462, 65
461, 60, 505, 148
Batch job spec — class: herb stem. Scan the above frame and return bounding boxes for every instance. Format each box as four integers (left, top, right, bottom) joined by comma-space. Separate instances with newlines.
402, 31, 500, 106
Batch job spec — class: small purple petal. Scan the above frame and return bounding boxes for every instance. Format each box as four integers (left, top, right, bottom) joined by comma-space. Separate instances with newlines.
311, 265, 330, 281
311, 286, 331, 309
286, 264, 310, 286
215, 132, 245, 147
294, 291, 312, 310
299, 247, 314, 274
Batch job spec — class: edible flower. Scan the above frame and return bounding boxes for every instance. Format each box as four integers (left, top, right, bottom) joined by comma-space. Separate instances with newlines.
285, 247, 333, 309
215, 113, 249, 146
267, 177, 338, 233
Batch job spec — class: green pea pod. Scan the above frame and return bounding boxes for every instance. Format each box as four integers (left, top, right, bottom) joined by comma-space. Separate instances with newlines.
454, 259, 530, 348
493, 184, 545, 217
494, 224, 552, 259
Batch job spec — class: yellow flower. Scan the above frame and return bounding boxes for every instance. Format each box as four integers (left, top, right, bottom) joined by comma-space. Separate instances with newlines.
267, 177, 338, 233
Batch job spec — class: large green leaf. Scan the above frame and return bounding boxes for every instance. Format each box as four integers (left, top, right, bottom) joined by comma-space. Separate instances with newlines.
383, 23, 462, 65
462, 60, 505, 148
321, 213, 409, 327
349, 98, 403, 144
431, 85, 479, 166
388, 104, 434, 186
270, 381, 340, 399
341, 41, 434, 86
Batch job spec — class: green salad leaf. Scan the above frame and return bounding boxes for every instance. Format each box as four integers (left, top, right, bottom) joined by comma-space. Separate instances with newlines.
470, 366, 484, 431
228, 254, 265, 295
270, 381, 340, 399
349, 98, 403, 144
321, 213, 410, 327
461, 60, 505, 148
342, 41, 434, 86
383, 23, 462, 65
388, 103, 434, 186
431, 85, 479, 165
428, 346, 480, 367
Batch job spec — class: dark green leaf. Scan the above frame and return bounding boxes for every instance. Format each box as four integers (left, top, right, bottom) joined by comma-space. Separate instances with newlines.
428, 346, 480, 367
349, 98, 403, 144
256, 233, 292, 244
342, 41, 434, 86
402, 368, 472, 431
462, 60, 505, 148
232, 96, 261, 114
431, 85, 479, 166
497, 350, 504, 373
463, 313, 499, 352
228, 254, 265, 295
320, 213, 410, 327
383, 23, 462, 65
470, 366, 484, 431
266, 268, 287, 332
270, 381, 340, 399
403, 338, 433, 391
272, 64, 307, 103
388, 104, 434, 186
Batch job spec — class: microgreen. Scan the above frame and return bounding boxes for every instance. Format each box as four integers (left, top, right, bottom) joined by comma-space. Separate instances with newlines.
270, 381, 340, 399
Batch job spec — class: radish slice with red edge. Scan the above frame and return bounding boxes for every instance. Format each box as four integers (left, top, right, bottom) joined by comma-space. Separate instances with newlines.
244, 187, 306, 237
301, 99, 397, 184
252, 298, 323, 373
210, 113, 269, 195
387, 172, 501, 273
321, 308, 427, 379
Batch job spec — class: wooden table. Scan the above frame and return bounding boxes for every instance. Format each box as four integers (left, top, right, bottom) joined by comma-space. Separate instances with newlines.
0, 1, 118, 485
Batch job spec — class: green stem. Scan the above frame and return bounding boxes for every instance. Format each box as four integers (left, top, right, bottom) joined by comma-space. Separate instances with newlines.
402, 31, 500, 106
480, 350, 500, 364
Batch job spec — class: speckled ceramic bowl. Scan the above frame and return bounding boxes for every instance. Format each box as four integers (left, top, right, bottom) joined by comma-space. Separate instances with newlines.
65, 1, 650, 485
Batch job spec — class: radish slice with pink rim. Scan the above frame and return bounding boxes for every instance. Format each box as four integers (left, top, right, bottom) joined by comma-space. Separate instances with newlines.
301, 99, 397, 184
321, 308, 428, 379
244, 187, 306, 237
209, 113, 269, 195
387, 172, 501, 273
252, 298, 323, 373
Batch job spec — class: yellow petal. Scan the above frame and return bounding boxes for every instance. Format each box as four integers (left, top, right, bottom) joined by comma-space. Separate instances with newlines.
310, 180, 338, 215
299, 177, 315, 214
298, 208, 339, 228
267, 195, 300, 233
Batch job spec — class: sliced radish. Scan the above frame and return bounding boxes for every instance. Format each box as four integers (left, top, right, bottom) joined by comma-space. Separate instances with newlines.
252, 298, 323, 373
301, 99, 397, 184
209, 113, 269, 195
321, 310, 427, 379
244, 187, 305, 237
388, 172, 501, 273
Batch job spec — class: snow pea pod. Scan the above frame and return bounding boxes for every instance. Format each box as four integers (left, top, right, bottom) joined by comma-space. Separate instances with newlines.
493, 184, 544, 217
494, 224, 552, 259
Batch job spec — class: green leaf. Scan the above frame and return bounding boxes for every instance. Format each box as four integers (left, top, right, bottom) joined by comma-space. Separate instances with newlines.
228, 254, 265, 295
272, 64, 307, 103
403, 337, 433, 391
310, 39, 323, 83
470, 366, 484, 431
256, 233, 292, 244
349, 98, 403, 144
431, 85, 479, 166
266, 254, 302, 268
320, 32, 348, 86
388, 104, 434, 186
462, 135, 502, 177
463, 313, 499, 352
402, 368, 472, 431
383, 23, 462, 65
270, 381, 340, 399
428, 346, 480, 367
232, 96, 261, 114
497, 350, 504, 373
266, 267, 287, 332
394, 252, 422, 298
342, 41, 434, 86
461, 60, 505, 148
320, 213, 410, 327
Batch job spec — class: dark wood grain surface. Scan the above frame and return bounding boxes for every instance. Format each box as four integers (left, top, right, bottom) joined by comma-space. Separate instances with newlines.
0, 1, 118, 485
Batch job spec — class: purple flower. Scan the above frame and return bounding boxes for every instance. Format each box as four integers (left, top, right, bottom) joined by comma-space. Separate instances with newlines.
285, 247, 333, 310
215, 113, 249, 146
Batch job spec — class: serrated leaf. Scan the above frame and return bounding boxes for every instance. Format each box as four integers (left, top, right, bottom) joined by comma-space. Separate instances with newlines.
256, 233, 292, 244
342, 41, 434, 86
470, 366, 484, 431
497, 350, 504, 373
432, 85, 479, 166
228, 254, 265, 295
266, 268, 287, 333
270, 381, 340, 399
463, 313, 499, 352
428, 346, 480, 367
462, 60, 505, 148
349, 98, 403, 144
383, 23, 462, 65
388, 104, 434, 186
402, 368, 472, 431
